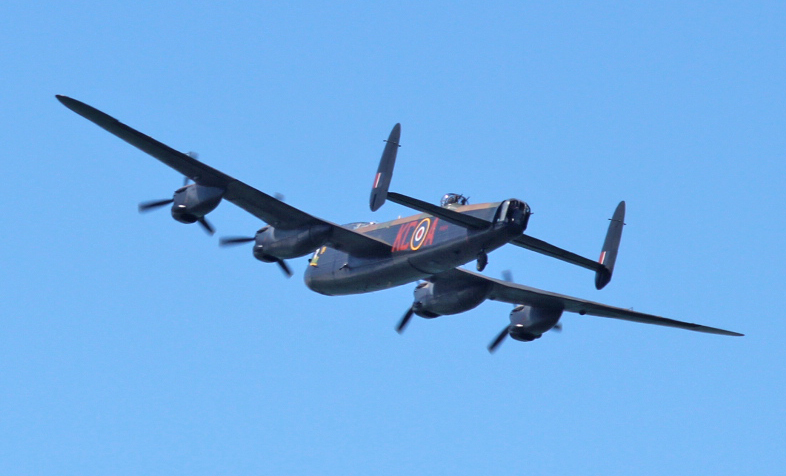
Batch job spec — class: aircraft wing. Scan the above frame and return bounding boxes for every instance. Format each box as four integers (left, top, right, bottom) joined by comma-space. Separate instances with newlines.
435, 268, 743, 337
57, 95, 391, 257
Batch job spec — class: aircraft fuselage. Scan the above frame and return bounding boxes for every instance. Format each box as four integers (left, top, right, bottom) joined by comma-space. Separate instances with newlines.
304, 200, 527, 295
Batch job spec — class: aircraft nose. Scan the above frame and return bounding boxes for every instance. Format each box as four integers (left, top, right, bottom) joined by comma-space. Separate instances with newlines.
303, 267, 314, 291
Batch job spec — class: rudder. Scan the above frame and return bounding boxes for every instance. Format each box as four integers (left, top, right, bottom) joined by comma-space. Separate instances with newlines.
595, 201, 625, 290
369, 123, 401, 211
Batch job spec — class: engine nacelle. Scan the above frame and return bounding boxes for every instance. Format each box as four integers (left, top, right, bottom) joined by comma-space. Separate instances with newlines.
253, 224, 332, 261
412, 278, 491, 318
170, 184, 224, 224
508, 305, 563, 342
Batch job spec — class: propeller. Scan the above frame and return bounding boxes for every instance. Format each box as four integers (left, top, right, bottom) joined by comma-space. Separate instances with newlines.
396, 306, 415, 334
183, 153, 198, 185
138, 170, 213, 234
140, 164, 194, 212
219, 235, 292, 278
488, 326, 509, 353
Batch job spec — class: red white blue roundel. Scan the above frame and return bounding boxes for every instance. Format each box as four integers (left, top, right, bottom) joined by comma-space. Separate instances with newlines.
410, 218, 431, 250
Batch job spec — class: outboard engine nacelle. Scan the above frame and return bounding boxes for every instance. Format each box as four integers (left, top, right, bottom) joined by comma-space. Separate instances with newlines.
508, 305, 563, 342
171, 184, 225, 224
411, 278, 491, 318
220, 223, 329, 278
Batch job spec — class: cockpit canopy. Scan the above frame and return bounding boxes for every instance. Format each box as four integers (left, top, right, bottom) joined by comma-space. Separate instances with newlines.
440, 193, 469, 208
343, 221, 376, 230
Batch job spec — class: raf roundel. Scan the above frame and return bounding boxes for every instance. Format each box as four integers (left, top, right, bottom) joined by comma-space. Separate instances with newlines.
410, 218, 431, 250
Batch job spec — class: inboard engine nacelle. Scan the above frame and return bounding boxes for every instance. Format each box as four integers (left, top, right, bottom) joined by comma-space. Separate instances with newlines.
253, 224, 332, 261
411, 278, 492, 318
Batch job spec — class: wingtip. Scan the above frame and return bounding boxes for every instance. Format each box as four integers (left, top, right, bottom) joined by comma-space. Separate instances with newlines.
55, 94, 78, 110
615, 200, 626, 217
388, 123, 401, 142
707, 327, 744, 337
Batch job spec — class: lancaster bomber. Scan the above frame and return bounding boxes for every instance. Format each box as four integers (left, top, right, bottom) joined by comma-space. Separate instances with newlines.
57, 95, 743, 352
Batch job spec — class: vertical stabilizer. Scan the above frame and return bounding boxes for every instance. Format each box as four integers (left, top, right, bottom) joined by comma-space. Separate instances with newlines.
595, 201, 625, 290
369, 123, 401, 211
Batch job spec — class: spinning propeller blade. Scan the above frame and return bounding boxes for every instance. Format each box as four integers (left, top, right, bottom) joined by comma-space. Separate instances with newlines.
197, 217, 215, 235
396, 306, 415, 334
276, 259, 293, 277
182, 153, 198, 185
488, 326, 509, 353
138, 198, 174, 213
219, 236, 256, 246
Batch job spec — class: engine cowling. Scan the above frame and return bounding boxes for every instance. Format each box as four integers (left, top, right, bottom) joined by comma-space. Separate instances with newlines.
411, 278, 492, 318
508, 305, 563, 342
170, 184, 224, 224
253, 224, 332, 261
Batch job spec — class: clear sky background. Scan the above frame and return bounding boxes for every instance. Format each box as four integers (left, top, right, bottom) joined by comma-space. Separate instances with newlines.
1, 2, 784, 475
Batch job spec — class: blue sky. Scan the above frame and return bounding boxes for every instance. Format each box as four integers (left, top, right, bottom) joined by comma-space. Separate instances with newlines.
2, 1, 784, 474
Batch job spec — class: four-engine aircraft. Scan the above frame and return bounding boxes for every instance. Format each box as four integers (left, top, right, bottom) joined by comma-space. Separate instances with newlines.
57, 95, 743, 352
